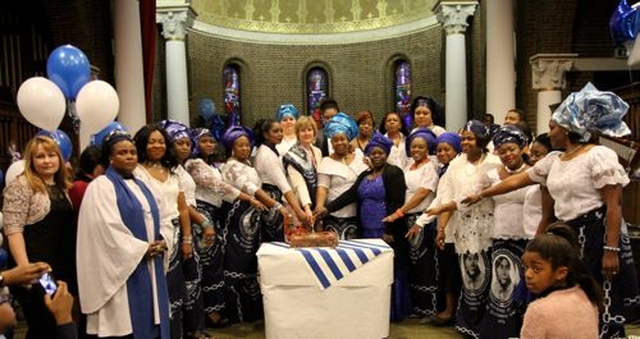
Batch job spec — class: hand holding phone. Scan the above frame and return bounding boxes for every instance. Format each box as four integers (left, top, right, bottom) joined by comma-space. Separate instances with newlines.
39, 272, 58, 295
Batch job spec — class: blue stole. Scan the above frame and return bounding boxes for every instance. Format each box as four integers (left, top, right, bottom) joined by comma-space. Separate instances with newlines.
105, 166, 170, 339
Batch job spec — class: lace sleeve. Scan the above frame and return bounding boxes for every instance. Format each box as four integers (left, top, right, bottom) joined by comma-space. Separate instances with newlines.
527, 151, 560, 185
222, 161, 260, 196
2, 178, 34, 235
419, 163, 439, 193
590, 146, 630, 189
186, 159, 240, 200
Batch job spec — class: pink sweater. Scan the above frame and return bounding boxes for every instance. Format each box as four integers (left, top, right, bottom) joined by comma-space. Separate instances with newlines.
521, 286, 598, 339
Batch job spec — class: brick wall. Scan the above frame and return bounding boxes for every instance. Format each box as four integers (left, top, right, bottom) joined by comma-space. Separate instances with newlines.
186, 28, 446, 128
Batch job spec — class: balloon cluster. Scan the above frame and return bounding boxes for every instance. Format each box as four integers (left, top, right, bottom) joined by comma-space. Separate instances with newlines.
609, 0, 640, 63
200, 98, 226, 142
16, 44, 121, 160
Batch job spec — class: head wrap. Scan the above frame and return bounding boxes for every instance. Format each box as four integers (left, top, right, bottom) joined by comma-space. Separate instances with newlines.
406, 128, 437, 156
464, 120, 490, 140
276, 104, 299, 122
103, 128, 133, 150
191, 128, 214, 143
221, 126, 254, 152
157, 119, 190, 142
435, 132, 462, 154
364, 131, 393, 156
551, 82, 631, 142
190, 128, 215, 157
324, 112, 358, 140
492, 125, 529, 149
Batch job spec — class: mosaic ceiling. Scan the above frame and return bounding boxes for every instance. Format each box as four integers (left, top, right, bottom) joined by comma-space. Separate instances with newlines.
191, 0, 438, 34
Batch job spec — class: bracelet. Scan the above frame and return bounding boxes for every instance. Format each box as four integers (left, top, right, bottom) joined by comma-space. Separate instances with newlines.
183, 240, 193, 245
395, 209, 405, 218
603, 245, 621, 252
273, 202, 283, 210
183, 236, 193, 241
201, 218, 213, 228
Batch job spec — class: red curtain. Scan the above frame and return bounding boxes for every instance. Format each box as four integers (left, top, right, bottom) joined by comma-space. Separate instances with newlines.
139, 0, 156, 124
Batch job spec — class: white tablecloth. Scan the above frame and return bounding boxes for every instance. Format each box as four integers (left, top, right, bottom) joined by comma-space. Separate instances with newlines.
257, 239, 393, 339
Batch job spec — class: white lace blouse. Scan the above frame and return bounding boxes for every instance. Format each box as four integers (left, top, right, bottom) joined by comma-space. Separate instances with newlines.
175, 164, 197, 207
317, 153, 369, 218
527, 146, 630, 221
484, 168, 531, 240
221, 158, 262, 195
184, 158, 240, 207
443, 153, 502, 253
403, 161, 438, 214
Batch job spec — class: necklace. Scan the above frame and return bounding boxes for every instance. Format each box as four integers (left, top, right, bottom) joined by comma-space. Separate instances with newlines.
561, 144, 585, 160
144, 161, 166, 173
505, 162, 526, 174
468, 153, 486, 165
410, 158, 429, 170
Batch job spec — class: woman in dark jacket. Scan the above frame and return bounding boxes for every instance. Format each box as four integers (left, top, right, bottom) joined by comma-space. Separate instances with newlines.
315, 131, 410, 322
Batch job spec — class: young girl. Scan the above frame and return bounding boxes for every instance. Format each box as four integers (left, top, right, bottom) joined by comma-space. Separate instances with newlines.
520, 223, 602, 339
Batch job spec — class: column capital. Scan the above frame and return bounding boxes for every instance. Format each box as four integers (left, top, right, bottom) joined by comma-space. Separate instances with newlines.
433, 1, 478, 35
156, 5, 197, 41
530, 53, 578, 91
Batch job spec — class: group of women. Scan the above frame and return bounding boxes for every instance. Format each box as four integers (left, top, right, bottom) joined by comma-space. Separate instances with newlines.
1, 84, 637, 339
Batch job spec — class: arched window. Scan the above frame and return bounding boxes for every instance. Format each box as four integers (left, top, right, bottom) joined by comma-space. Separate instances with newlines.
224, 64, 242, 126
306, 67, 329, 124
394, 60, 411, 126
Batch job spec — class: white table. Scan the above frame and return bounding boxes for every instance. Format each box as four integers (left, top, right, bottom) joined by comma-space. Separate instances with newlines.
257, 239, 393, 339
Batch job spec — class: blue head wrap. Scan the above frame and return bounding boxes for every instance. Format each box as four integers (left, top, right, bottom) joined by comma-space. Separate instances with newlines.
324, 112, 358, 140
551, 82, 631, 142
221, 126, 254, 152
609, 0, 638, 45
435, 132, 462, 154
464, 120, 490, 140
406, 128, 437, 156
492, 125, 529, 149
276, 104, 300, 122
364, 131, 393, 156
102, 128, 133, 151
157, 119, 190, 142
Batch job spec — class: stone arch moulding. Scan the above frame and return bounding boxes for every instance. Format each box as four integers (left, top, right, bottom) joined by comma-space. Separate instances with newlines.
301, 61, 334, 119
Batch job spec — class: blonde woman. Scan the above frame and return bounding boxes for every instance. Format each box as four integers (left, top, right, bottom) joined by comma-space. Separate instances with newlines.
2, 136, 75, 339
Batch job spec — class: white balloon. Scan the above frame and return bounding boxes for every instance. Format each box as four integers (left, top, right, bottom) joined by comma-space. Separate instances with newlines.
75, 80, 120, 134
5, 160, 25, 186
16, 77, 66, 131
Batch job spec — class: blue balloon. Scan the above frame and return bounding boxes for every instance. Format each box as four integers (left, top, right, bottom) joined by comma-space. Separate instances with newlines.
91, 121, 127, 146
37, 129, 73, 161
610, 0, 639, 45
47, 44, 91, 100
199, 98, 216, 120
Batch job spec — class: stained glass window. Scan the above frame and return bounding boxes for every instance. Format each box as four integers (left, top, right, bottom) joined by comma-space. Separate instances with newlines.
394, 61, 411, 127
307, 68, 328, 125
224, 64, 242, 126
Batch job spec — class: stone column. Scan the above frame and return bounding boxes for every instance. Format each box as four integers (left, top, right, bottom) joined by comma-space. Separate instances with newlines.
112, 0, 146, 144
486, 0, 515, 125
157, 5, 196, 126
530, 54, 577, 134
434, 1, 478, 131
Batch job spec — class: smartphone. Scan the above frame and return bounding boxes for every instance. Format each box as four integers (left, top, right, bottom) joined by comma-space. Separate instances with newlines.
38, 272, 58, 295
